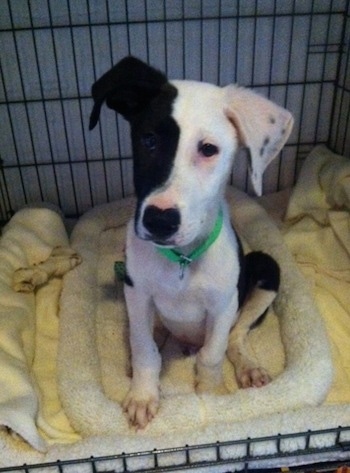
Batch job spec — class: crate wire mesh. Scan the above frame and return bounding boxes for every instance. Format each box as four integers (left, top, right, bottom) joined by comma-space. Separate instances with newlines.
1, 0, 350, 472
1, 0, 350, 223
0, 427, 349, 473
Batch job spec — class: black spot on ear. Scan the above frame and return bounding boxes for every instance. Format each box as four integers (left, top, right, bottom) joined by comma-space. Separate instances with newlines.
260, 136, 271, 157
269, 116, 276, 124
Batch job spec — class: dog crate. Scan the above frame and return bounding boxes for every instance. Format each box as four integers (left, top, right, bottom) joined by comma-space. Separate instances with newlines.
0, 1, 350, 472
0, 427, 349, 473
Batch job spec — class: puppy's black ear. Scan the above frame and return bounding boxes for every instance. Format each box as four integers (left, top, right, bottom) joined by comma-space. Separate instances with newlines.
89, 56, 167, 130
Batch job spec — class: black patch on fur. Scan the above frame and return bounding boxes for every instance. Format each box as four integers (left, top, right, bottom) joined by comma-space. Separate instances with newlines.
131, 84, 179, 206
89, 56, 180, 220
245, 251, 280, 293
89, 56, 169, 127
233, 233, 280, 309
236, 250, 280, 327
124, 271, 134, 287
243, 251, 280, 330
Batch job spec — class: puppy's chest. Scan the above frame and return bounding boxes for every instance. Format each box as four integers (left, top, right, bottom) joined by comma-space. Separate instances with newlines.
151, 269, 213, 322
126, 220, 242, 321
146, 250, 240, 321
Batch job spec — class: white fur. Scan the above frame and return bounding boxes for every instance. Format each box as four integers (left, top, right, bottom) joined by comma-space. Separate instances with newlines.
123, 80, 293, 428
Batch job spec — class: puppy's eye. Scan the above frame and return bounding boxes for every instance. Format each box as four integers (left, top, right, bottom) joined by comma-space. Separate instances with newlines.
198, 142, 219, 157
141, 133, 157, 151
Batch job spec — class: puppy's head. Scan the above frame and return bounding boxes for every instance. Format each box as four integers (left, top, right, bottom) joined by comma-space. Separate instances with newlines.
90, 57, 293, 248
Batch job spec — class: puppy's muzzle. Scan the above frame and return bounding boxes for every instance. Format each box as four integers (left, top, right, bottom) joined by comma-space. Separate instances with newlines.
142, 205, 180, 242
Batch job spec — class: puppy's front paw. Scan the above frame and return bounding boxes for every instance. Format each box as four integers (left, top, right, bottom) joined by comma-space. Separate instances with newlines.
122, 388, 159, 429
237, 366, 271, 388
13, 267, 48, 293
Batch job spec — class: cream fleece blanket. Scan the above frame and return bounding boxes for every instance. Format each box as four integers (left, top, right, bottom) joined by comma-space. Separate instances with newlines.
283, 145, 350, 405
0, 146, 350, 470
0, 207, 78, 454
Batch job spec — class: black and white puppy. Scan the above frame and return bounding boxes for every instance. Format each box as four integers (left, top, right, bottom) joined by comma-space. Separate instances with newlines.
90, 57, 293, 429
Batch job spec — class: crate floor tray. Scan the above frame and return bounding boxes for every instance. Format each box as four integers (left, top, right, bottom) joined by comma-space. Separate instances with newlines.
0, 146, 349, 470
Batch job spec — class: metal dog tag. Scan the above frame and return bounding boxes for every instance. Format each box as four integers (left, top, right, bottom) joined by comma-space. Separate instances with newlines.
179, 255, 192, 280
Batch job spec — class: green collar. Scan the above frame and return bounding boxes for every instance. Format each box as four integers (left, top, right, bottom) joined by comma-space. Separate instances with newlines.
156, 208, 224, 279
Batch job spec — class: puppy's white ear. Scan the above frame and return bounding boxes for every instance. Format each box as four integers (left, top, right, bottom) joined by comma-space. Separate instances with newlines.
224, 85, 293, 195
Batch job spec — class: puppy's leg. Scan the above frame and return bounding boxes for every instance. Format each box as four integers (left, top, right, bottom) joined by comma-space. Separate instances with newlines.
196, 295, 239, 395
13, 246, 82, 292
227, 287, 276, 388
123, 286, 161, 429
227, 251, 280, 388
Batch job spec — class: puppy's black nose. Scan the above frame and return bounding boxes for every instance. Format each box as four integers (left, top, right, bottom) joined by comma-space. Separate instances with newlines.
143, 205, 180, 240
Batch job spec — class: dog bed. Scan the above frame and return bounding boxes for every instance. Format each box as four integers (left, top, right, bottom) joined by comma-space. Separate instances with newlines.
0, 145, 349, 470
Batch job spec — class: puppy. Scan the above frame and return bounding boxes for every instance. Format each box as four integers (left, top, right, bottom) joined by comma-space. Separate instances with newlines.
90, 57, 293, 429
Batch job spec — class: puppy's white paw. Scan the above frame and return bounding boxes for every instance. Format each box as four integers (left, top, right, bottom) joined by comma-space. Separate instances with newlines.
237, 367, 271, 389
122, 388, 159, 429
13, 267, 48, 293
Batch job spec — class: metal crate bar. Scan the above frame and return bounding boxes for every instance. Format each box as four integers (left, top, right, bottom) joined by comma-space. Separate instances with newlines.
1, 1, 350, 223
0, 426, 349, 473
